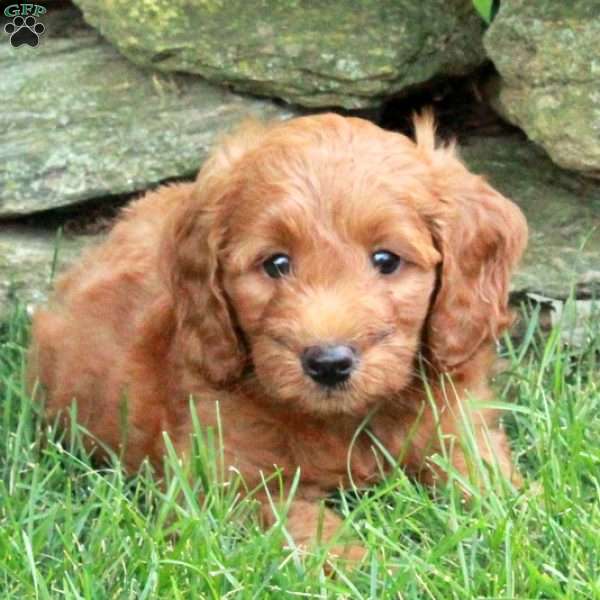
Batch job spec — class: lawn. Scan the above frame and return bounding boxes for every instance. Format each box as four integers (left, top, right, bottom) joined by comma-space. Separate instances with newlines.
1, 301, 599, 599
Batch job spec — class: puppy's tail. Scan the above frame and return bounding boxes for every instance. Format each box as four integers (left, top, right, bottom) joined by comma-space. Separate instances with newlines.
413, 108, 456, 163
413, 108, 437, 153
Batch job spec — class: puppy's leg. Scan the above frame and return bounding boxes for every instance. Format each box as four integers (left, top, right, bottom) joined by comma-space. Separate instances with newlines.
261, 498, 366, 567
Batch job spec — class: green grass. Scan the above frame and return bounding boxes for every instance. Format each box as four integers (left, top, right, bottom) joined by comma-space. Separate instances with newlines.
1, 301, 599, 599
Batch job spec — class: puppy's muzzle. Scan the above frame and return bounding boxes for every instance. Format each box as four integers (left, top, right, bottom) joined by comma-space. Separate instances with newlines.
301, 345, 357, 388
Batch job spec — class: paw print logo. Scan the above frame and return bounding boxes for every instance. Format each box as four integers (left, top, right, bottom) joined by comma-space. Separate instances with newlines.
4, 15, 45, 48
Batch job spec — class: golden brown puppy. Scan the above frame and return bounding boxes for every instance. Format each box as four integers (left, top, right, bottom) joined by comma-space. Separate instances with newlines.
30, 113, 527, 563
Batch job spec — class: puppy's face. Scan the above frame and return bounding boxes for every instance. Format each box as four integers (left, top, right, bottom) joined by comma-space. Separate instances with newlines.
168, 114, 526, 417
219, 119, 441, 415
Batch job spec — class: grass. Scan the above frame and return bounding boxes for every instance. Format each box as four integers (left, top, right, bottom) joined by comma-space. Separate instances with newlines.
1, 301, 599, 599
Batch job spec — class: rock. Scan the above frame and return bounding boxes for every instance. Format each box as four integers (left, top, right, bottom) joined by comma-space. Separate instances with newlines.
0, 228, 100, 319
0, 8, 295, 218
72, 0, 485, 110
517, 294, 599, 349
460, 134, 600, 298
484, 1, 600, 178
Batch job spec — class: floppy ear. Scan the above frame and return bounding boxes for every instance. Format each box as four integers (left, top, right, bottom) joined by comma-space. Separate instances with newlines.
414, 113, 528, 372
160, 121, 267, 385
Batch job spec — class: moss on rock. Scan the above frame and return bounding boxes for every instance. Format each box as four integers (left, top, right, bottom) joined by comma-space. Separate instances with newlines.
0, 9, 295, 218
72, 0, 485, 109
484, 0, 600, 178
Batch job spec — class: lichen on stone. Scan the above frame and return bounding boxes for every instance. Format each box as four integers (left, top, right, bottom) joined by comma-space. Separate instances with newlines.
72, 0, 485, 109
484, 0, 600, 178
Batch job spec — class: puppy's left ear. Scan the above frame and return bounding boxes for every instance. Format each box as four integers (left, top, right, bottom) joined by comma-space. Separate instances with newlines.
415, 113, 528, 372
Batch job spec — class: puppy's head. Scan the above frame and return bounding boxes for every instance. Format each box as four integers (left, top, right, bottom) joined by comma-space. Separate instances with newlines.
163, 114, 527, 416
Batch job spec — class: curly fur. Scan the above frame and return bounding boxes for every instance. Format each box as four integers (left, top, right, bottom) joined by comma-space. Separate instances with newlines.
30, 113, 528, 563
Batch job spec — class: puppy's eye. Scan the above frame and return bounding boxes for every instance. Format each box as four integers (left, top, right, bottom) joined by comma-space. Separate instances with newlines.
371, 250, 402, 275
263, 253, 291, 279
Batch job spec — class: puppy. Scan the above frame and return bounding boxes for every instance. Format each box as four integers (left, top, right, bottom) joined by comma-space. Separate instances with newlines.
30, 113, 527, 563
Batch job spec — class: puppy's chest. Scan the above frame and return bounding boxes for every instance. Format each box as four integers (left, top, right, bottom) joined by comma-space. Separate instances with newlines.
287, 424, 377, 485
232, 414, 386, 490
193, 394, 400, 491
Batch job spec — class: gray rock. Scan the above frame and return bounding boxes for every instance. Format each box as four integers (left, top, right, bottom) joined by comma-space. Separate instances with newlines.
72, 0, 485, 110
0, 228, 100, 319
484, 1, 600, 177
518, 294, 599, 349
460, 135, 600, 298
0, 9, 295, 218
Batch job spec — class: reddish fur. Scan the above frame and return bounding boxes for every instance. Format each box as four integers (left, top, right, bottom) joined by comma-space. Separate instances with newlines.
30, 113, 527, 563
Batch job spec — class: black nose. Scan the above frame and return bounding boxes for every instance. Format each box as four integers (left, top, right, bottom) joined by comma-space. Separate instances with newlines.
301, 345, 357, 388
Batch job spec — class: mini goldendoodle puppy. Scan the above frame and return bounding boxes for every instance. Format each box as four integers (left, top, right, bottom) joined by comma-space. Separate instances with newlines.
30, 113, 527, 563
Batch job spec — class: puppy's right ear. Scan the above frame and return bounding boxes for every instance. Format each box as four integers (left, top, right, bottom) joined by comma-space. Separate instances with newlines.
160, 121, 267, 385
412, 111, 528, 372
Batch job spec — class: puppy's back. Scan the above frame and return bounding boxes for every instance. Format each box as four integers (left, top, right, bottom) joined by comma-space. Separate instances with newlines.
29, 183, 194, 439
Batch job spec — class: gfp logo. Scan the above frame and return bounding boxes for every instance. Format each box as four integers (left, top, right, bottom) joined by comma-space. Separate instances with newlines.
4, 4, 47, 48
